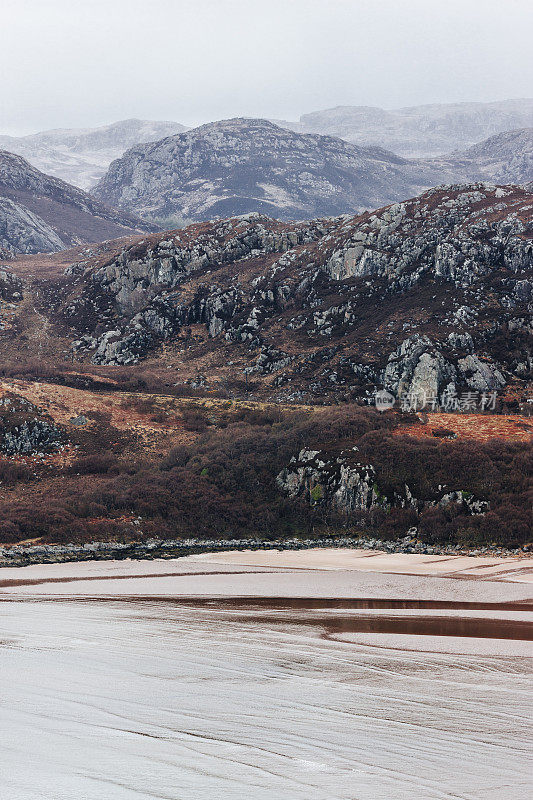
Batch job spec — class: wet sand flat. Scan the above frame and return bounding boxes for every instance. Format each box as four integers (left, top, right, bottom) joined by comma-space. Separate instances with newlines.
1, 551, 532, 799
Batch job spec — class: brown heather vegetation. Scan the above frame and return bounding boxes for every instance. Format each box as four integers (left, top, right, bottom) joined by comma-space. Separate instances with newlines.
0, 379, 530, 550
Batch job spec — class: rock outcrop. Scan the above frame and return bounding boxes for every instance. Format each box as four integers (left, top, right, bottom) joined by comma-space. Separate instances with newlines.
382, 335, 506, 403
277, 447, 491, 519
276, 448, 383, 514
323, 184, 532, 286
0, 268, 23, 301
0, 396, 64, 455
383, 335, 457, 401
2, 419, 63, 456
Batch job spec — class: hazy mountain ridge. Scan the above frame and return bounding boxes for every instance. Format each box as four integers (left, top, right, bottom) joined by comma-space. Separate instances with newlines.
90, 118, 462, 223
0, 150, 157, 255
449, 127, 533, 183
0, 119, 187, 189
279, 99, 533, 157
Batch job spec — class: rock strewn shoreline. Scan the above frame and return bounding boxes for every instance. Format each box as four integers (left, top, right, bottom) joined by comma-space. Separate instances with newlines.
0, 536, 528, 568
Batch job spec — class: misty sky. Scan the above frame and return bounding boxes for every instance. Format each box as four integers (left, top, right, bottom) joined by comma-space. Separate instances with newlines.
1, 0, 532, 135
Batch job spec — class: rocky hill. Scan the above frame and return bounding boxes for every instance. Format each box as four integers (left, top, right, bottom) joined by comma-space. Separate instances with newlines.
91, 119, 532, 224
28, 182, 528, 408
91, 118, 464, 224
283, 99, 533, 157
0, 119, 187, 189
448, 128, 533, 184
0, 150, 157, 256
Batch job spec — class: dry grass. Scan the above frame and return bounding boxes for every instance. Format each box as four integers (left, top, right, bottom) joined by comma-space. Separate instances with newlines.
394, 413, 533, 442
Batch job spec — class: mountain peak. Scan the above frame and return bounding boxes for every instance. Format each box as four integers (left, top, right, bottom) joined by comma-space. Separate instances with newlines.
91, 120, 531, 225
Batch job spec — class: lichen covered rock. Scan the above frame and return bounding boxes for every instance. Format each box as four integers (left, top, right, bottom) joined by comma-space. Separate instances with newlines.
276, 447, 383, 514
0, 396, 64, 456
383, 335, 456, 401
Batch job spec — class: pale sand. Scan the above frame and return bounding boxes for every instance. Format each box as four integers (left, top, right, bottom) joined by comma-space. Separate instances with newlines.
198, 547, 533, 581
0, 548, 532, 601
1, 599, 530, 800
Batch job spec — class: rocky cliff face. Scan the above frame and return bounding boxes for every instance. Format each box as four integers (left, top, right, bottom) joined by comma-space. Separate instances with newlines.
91, 118, 463, 223
0, 119, 187, 190
277, 448, 382, 513
0, 150, 157, 254
277, 446, 490, 519
55, 183, 532, 406
287, 99, 533, 157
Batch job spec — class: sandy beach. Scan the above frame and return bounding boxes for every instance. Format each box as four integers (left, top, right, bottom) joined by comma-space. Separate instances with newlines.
1, 549, 532, 799
1, 547, 533, 597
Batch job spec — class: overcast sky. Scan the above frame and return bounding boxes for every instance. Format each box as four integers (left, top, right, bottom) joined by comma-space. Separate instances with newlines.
1, 0, 531, 135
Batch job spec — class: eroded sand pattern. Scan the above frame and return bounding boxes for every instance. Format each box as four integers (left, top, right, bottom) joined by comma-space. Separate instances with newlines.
1, 551, 532, 799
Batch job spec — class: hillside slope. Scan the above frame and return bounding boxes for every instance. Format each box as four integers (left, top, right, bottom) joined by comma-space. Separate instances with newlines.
0, 183, 530, 549
449, 128, 533, 184
0, 150, 157, 255
13, 182, 527, 408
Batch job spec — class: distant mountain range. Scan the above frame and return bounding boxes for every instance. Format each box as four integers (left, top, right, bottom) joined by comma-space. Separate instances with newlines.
91, 118, 532, 223
276, 98, 533, 157
0, 150, 156, 256
0, 119, 187, 189
1, 100, 531, 191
